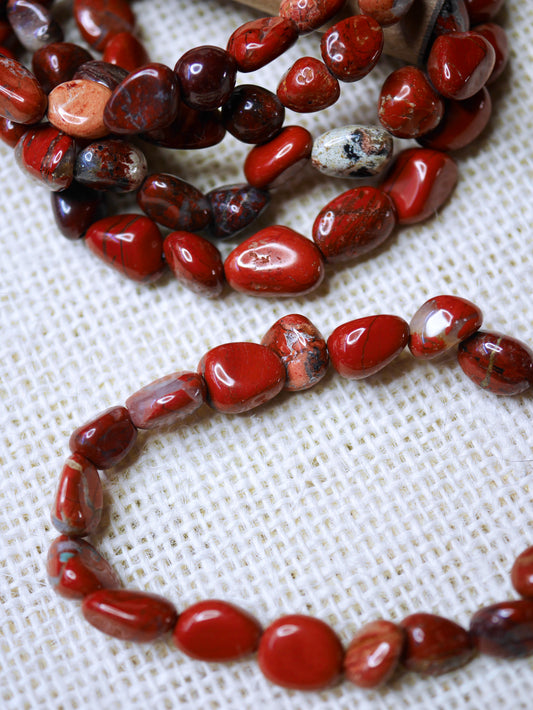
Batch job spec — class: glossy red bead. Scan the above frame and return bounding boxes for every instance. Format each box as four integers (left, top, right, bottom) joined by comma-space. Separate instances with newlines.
244, 125, 312, 190
102, 31, 149, 72
0, 55, 47, 124
279, 0, 346, 34
224, 225, 325, 297
312, 186, 397, 263
473, 22, 509, 83
222, 84, 284, 144
15, 123, 75, 191
321, 15, 383, 82
470, 600, 533, 657
32, 42, 93, 94
198, 342, 285, 413
464, 0, 504, 24
51, 453, 103, 536
380, 147, 458, 224
328, 314, 409, 379
137, 173, 211, 232
175, 45, 237, 111
51, 181, 106, 240
511, 546, 533, 599
141, 103, 225, 150
277, 57, 340, 113
173, 600, 262, 661
206, 183, 270, 239
0, 116, 26, 147
358, 0, 415, 26
163, 231, 225, 298
258, 614, 344, 690
82, 589, 178, 642
73, 0, 135, 51
226, 16, 298, 72
69, 405, 138, 468
344, 620, 406, 688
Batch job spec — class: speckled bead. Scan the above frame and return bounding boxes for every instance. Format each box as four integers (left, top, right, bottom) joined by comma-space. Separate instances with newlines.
277, 57, 340, 113
511, 546, 533, 599
279, 0, 346, 34
344, 620, 406, 688
69, 405, 138, 469
227, 16, 298, 72
32, 42, 93, 94
137, 173, 212, 232
15, 123, 75, 191
206, 183, 270, 239
75, 139, 147, 192
311, 125, 393, 178
163, 231, 225, 298
7, 0, 63, 52
73, 0, 135, 51
244, 125, 312, 189
51, 453, 103, 536
0, 55, 47, 124
470, 600, 533, 657
48, 80, 112, 139
357, 0, 415, 26
320, 15, 383, 81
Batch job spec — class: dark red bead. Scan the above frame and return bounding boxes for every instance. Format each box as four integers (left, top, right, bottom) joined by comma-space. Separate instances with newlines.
69, 405, 137, 469
221, 84, 284, 144
75, 140, 147, 192
15, 123, 75, 191
279, 0, 346, 34
32, 42, 93, 94
7, 0, 63, 52
175, 45, 237, 111
102, 31, 149, 72
0, 116, 26, 147
277, 57, 340, 113
0, 44, 14, 58
227, 16, 298, 72
137, 173, 211, 232
244, 125, 312, 189
73, 59, 128, 91
51, 452, 103, 536
321, 15, 383, 82
358, 0, 415, 26
464, 0, 504, 24
51, 181, 106, 240
470, 600, 533, 657
344, 620, 406, 688
206, 183, 270, 239
0, 55, 47, 124
511, 546, 533, 599
163, 231, 225, 298
141, 103, 225, 150
431, 0, 470, 38
73, 0, 135, 51
473, 22, 509, 83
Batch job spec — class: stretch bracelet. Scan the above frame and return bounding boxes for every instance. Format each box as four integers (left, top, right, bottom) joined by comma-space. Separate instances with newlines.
47, 294, 533, 692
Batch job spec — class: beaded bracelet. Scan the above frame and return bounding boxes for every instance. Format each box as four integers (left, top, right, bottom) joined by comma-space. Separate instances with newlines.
47, 294, 533, 691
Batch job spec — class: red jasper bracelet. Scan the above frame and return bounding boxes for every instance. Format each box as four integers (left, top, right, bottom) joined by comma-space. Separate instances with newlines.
47, 294, 533, 691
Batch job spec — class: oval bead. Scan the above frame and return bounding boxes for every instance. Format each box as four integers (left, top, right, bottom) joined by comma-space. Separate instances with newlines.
137, 173, 211, 232
51, 453, 103, 537
258, 614, 344, 690
344, 620, 406, 688
163, 231, 225, 298
198, 342, 285, 413
206, 183, 270, 239
102, 31, 150, 72
224, 225, 325, 297
279, 0, 345, 34
244, 125, 312, 189
82, 589, 178, 642
175, 45, 237, 111
320, 15, 383, 82
73, 0, 135, 51
75, 140, 147, 192
0, 55, 47, 124
173, 600, 262, 661
48, 79, 112, 139
7, 0, 63, 52
358, 0, 415, 26
73, 59, 128, 91
511, 546, 533, 599
51, 181, 106, 240
221, 84, 284, 144
277, 56, 340, 113
32, 42, 93, 94
470, 600, 533, 657
15, 123, 75, 191
311, 125, 393, 179
69, 405, 138, 469
227, 16, 298, 72
312, 186, 397, 263
328, 314, 409, 379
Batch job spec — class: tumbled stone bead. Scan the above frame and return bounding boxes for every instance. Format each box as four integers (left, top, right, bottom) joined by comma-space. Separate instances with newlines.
48, 80, 112, 139
141, 103, 225, 150
400, 613, 475, 675
15, 123, 75, 191
221, 84, 284, 144
277, 57, 340, 113
75, 139, 147, 192
51, 452, 103, 536
328, 315, 409, 379
320, 15, 383, 82
224, 225, 325, 297
358, 0, 415, 26
51, 181, 106, 240
82, 589, 178, 642
0, 55, 47, 124
206, 183, 270, 239
431, 0, 470, 38
102, 31, 150, 72
126, 371, 207, 429
227, 16, 298, 72
457, 331, 533, 395
311, 125, 392, 179
69, 405, 137, 469
258, 614, 344, 690
0, 116, 26, 147
198, 342, 285, 413
344, 620, 406, 688
47, 535, 120, 599
7, 0, 62, 52
470, 600, 533, 657
32, 42, 93, 94
279, 0, 346, 34
380, 147, 458, 224
261, 314, 329, 391
103, 63, 180, 134
464, 0, 504, 24
73, 59, 128, 91
378, 66, 444, 139
474, 22, 509, 83
312, 186, 397, 263
175, 45, 237, 111
85, 214, 165, 282
511, 546, 533, 599
137, 173, 211, 231
409, 295, 482, 359
164, 231, 225, 298
73, 0, 135, 51
173, 600, 262, 661
244, 125, 312, 189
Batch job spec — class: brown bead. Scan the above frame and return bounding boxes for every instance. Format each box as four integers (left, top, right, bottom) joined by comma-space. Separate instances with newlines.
221, 84, 285, 144
344, 620, 405, 688
0, 55, 47, 124
470, 600, 533, 658
511, 546, 533, 598
137, 173, 211, 232
69, 405, 137, 469
32, 42, 93, 94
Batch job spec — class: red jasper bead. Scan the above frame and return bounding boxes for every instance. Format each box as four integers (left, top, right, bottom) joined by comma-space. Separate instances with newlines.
69, 405, 138, 468
32, 42, 93, 94
358, 0, 415, 26
470, 600, 533, 657
222, 84, 285, 144
73, 0, 135, 51
344, 620, 406, 688
224, 225, 325, 297
378, 66, 444, 139
400, 613, 475, 675
142, 103, 225, 150
48, 79, 112, 140
312, 186, 397, 263
511, 546, 533, 599
206, 183, 270, 240
173, 600, 262, 661
175, 45, 237, 111
102, 31, 150, 72
0, 55, 47, 124
7, 0, 63, 52
198, 342, 285, 413
464, 0, 504, 24
47, 535, 120, 599
279, 0, 346, 34
73, 59, 128, 91
137, 173, 211, 232
380, 147, 458, 225
457, 331, 533, 395
0, 116, 26, 147
75, 139, 147, 193
163, 231, 225, 298
244, 125, 312, 189
51, 181, 106, 240
15, 123, 75, 191
258, 614, 344, 690
227, 16, 298, 72
85, 214, 165, 282
473, 22, 509, 83
277, 56, 340, 113
328, 314, 409, 379
51, 453, 103, 536
82, 589, 178, 642
321, 15, 383, 82
427, 32, 495, 100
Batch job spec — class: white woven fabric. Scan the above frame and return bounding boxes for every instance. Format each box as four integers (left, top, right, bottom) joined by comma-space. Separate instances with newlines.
1, 0, 532, 708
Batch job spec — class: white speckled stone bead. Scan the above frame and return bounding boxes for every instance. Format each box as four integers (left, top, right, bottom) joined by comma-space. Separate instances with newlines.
311, 125, 393, 178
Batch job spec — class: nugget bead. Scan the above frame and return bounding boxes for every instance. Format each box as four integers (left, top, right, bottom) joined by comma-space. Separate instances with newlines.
243, 125, 313, 189
73, 0, 135, 51
137, 173, 212, 232
279, 0, 346, 34
175, 45, 237, 111
163, 232, 225, 298
75, 140, 147, 192
69, 405, 137, 469
102, 31, 150, 72
51, 454, 103, 537
277, 57, 340, 113
15, 123, 75, 191
0, 55, 47, 124
470, 600, 533, 657
7, 0, 63, 52
222, 84, 285, 144
51, 181, 106, 240
32, 42, 93, 94
226, 16, 298, 72
48, 80, 112, 139
320, 15, 383, 82
511, 546, 533, 599
344, 620, 405, 688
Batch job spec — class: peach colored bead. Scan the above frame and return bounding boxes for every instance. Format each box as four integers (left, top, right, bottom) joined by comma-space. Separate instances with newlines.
344, 620, 405, 688
48, 79, 112, 139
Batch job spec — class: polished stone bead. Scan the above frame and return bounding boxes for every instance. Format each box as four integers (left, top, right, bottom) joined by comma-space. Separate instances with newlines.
258, 614, 344, 690
311, 125, 392, 178
244, 125, 312, 189
312, 186, 397, 263
224, 225, 325, 297
378, 66, 444, 139
137, 173, 211, 231
227, 16, 298, 72
472, 22, 509, 83
75, 139, 147, 192
82, 589, 178, 642
0, 55, 47, 124
344, 620, 406, 688
206, 183, 270, 239
432, 0, 470, 38
141, 103, 225, 150
328, 314, 409, 379
175, 45, 237, 111
126, 371, 207, 429
69, 405, 137, 468
172, 600, 262, 661
7, 0, 62, 52
0, 116, 26, 147
261, 314, 329, 391
51, 453, 103, 536
277, 57, 340, 113
409, 295, 482, 359
470, 600, 533, 657
51, 181, 106, 240
198, 342, 285, 413
464, 0, 504, 25
48, 79, 112, 139
321, 15, 383, 81
163, 231, 225, 298
357, 0, 415, 26
73, 59, 128, 90
15, 123, 75, 191
511, 546, 533, 599
85, 214, 165, 282
221, 84, 284, 144
102, 31, 149, 72
427, 31, 495, 100
380, 147, 458, 224
279, 0, 346, 34
457, 331, 533, 395
73, 0, 135, 51
47, 535, 120, 599
103, 63, 180, 134
32, 42, 92, 94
